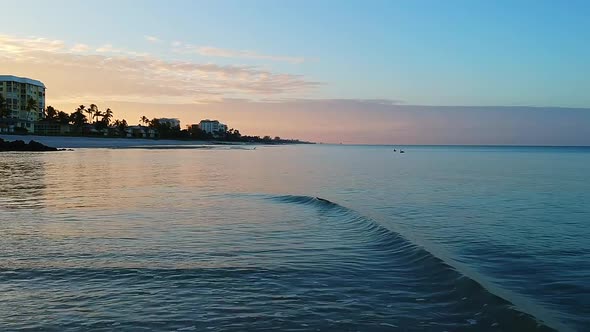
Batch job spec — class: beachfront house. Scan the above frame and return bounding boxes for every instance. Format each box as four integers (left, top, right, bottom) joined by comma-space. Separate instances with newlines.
125, 125, 157, 138
34, 122, 71, 136
0, 75, 46, 133
197, 119, 228, 137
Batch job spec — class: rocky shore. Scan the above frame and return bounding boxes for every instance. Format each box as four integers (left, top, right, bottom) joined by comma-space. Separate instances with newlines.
0, 138, 60, 152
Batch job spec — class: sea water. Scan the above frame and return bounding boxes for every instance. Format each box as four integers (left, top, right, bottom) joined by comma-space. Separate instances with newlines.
1, 144, 588, 331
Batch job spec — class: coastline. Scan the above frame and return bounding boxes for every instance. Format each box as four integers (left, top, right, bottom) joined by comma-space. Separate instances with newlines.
0, 134, 248, 149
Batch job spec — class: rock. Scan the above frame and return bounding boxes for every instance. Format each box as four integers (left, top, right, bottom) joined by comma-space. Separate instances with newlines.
28, 140, 58, 151
0, 138, 59, 152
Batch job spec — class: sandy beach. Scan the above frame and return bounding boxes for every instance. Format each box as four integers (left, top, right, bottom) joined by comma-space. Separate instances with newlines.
0, 135, 244, 149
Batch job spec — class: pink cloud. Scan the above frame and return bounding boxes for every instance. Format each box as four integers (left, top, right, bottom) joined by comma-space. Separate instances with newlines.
0, 34, 319, 104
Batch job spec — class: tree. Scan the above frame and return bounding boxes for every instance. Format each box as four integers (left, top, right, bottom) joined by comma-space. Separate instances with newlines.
26, 97, 39, 115
70, 105, 88, 128
113, 119, 128, 136
93, 110, 103, 124
0, 95, 10, 118
86, 104, 96, 123
223, 128, 242, 141
148, 118, 185, 139
76, 105, 88, 123
148, 118, 160, 128
140, 116, 149, 126
102, 108, 113, 125
45, 106, 58, 121
57, 111, 70, 124
188, 125, 211, 140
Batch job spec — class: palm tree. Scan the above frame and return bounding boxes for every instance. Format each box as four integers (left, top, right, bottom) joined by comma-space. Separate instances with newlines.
26, 97, 39, 119
93, 110, 103, 124
71, 105, 88, 128
76, 105, 94, 119
87, 104, 98, 123
0, 95, 10, 118
114, 119, 128, 136
140, 115, 149, 126
77, 104, 89, 123
102, 108, 113, 125
149, 118, 160, 128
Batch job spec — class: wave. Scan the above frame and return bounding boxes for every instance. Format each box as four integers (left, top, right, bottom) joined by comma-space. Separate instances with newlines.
266, 194, 567, 332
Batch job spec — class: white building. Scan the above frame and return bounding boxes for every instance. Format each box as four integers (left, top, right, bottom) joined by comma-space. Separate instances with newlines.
0, 75, 46, 133
198, 119, 228, 135
158, 118, 181, 128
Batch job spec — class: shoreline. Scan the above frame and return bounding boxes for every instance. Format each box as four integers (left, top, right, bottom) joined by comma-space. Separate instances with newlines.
0, 134, 312, 149
0, 134, 249, 149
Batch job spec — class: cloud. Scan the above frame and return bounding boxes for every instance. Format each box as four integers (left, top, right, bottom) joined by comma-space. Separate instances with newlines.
271, 98, 405, 106
96, 44, 121, 53
144, 35, 161, 43
195, 100, 590, 145
174, 43, 306, 64
0, 34, 65, 53
0, 34, 319, 105
95, 43, 149, 57
70, 43, 90, 52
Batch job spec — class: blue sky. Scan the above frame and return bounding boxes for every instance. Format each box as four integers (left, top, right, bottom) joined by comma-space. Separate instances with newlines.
1, 0, 589, 143
4, 0, 589, 106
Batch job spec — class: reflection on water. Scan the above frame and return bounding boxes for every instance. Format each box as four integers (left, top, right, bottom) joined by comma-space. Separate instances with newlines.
0, 153, 46, 210
1, 146, 589, 331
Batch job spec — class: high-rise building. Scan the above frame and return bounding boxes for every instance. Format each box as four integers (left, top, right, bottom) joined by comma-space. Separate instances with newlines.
0, 75, 46, 133
198, 120, 228, 135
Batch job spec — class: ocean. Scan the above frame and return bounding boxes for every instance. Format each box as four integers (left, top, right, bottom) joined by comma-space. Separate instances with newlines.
1, 141, 588, 331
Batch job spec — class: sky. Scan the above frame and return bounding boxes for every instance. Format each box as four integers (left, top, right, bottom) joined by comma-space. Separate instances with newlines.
1, 0, 589, 144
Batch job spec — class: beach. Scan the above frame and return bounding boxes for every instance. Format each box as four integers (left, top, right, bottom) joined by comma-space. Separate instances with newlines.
0, 135, 241, 149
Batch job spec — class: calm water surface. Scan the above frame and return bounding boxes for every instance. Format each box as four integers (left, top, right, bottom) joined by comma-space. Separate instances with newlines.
1, 144, 589, 331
